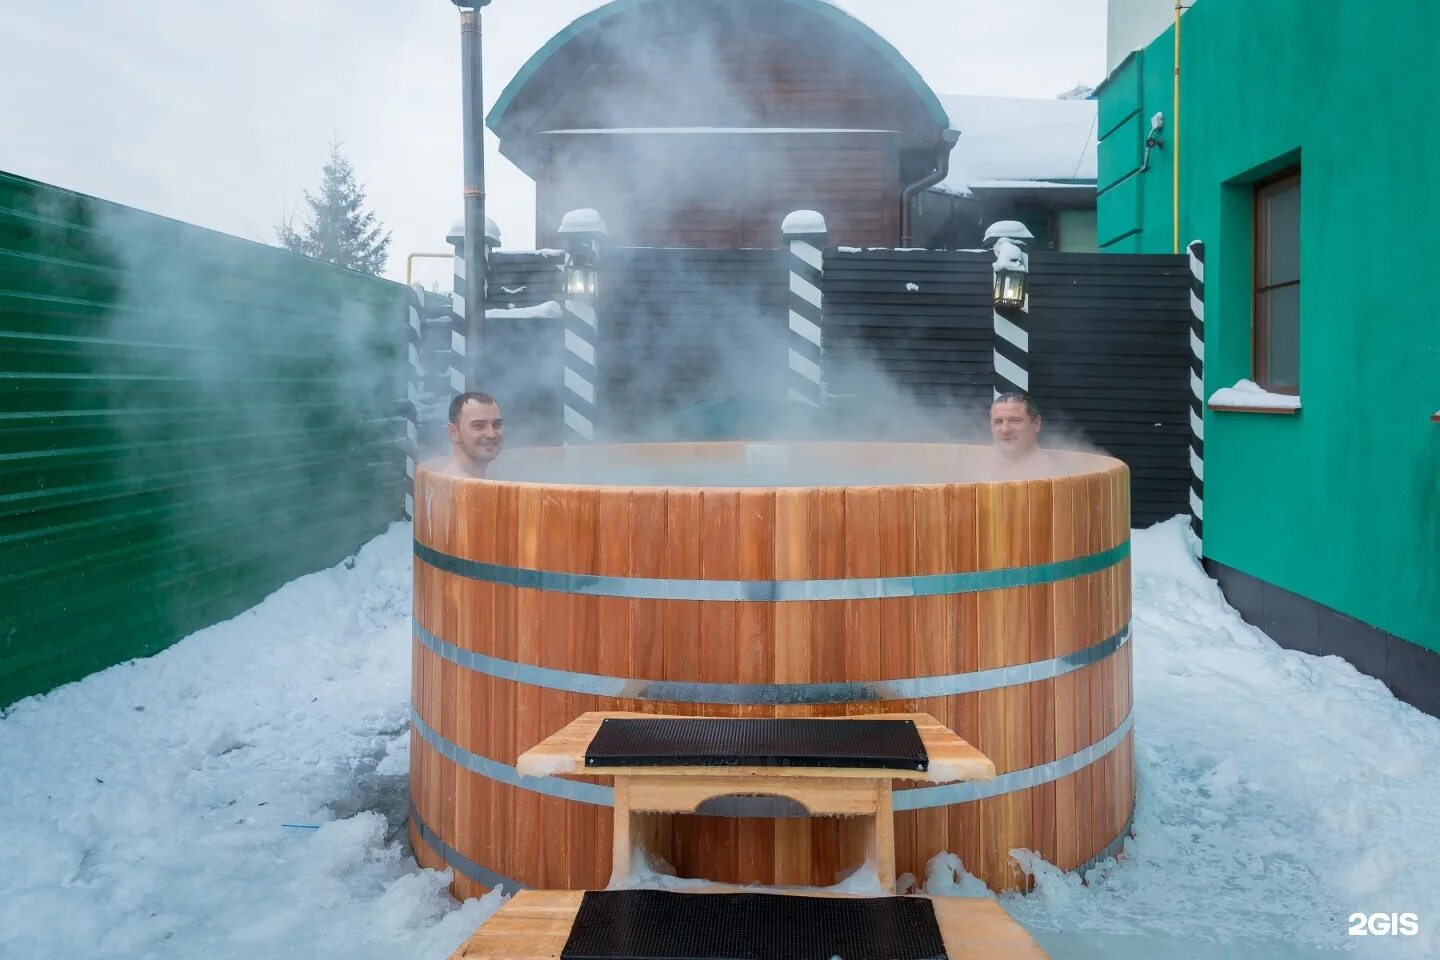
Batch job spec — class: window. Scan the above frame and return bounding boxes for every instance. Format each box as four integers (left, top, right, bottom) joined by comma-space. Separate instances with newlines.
1253, 169, 1301, 393
1057, 209, 1099, 253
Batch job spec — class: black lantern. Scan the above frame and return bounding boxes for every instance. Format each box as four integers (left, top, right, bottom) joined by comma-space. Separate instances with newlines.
984, 221, 1034, 308
992, 261, 1028, 308
564, 261, 599, 299
558, 209, 608, 301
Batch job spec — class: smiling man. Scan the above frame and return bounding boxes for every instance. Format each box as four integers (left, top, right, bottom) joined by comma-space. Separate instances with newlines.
442, 391, 504, 479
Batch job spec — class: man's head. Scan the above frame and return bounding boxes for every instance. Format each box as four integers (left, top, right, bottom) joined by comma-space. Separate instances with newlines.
990, 391, 1042, 460
447, 391, 503, 475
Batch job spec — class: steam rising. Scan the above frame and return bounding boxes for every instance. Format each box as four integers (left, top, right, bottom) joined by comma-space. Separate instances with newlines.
473, 1, 1108, 482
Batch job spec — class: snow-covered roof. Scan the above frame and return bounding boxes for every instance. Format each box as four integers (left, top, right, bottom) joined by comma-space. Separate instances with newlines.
934, 94, 1098, 198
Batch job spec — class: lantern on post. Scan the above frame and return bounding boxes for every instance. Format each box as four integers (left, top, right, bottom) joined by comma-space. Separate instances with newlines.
985, 220, 1034, 307
985, 220, 1035, 398
564, 257, 599, 299
559, 209, 606, 300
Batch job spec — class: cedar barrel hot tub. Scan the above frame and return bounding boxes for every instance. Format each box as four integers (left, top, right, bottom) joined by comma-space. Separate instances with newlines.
409, 442, 1133, 896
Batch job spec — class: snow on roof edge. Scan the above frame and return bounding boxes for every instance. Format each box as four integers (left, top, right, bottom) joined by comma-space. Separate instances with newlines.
935, 93, 1098, 196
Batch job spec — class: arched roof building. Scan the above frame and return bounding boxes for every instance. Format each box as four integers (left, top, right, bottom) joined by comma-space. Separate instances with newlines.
487, 0, 956, 249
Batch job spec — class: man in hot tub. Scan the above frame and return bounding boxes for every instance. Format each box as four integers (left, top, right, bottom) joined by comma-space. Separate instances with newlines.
988, 391, 1055, 477
440, 391, 504, 479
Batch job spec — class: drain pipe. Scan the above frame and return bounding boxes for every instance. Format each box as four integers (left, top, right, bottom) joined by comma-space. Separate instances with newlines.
900, 129, 960, 247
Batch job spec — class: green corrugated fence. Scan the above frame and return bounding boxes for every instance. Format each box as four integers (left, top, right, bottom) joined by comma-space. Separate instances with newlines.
0, 171, 408, 709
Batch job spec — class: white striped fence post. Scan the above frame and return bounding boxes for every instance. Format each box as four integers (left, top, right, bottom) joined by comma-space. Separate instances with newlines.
1187, 239, 1205, 544
403, 283, 426, 519
446, 216, 501, 402
986, 220, 1035, 399
782, 210, 827, 408
558, 209, 607, 445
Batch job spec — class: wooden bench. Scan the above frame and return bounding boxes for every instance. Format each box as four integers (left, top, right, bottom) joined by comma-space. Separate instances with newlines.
447, 889, 1051, 960
516, 711, 995, 893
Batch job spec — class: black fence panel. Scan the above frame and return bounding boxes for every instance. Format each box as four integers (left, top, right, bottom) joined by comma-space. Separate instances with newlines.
600, 247, 788, 441
821, 249, 993, 433
489, 251, 567, 309
478, 251, 568, 449
476, 244, 1193, 526
1027, 252, 1192, 525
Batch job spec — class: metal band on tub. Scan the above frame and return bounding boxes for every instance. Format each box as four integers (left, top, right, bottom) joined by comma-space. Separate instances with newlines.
408, 801, 530, 892
412, 620, 1129, 704
413, 538, 1129, 601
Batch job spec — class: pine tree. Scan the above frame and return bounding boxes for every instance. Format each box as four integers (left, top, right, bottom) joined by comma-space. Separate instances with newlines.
277, 142, 391, 275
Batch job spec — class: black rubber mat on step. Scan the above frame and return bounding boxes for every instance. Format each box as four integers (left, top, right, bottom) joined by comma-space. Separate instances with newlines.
561, 890, 947, 960
584, 717, 928, 771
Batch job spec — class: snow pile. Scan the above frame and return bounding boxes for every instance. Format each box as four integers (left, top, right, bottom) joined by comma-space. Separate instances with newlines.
0, 524, 503, 960
619, 847, 883, 897
1209, 378, 1303, 410
935, 93, 1098, 196
557, 208, 608, 236
486, 301, 563, 321
782, 209, 827, 235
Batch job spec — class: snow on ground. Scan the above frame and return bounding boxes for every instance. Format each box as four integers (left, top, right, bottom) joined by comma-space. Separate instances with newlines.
0, 524, 502, 960
2, 517, 1438, 958
990, 519, 1440, 960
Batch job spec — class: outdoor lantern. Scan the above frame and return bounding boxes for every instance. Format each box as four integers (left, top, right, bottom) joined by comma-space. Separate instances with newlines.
993, 262, 1028, 307
565, 261, 598, 298
985, 221, 1034, 309
558, 209, 608, 301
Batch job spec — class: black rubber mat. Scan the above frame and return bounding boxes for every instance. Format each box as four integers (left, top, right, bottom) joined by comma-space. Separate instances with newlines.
584, 717, 928, 771
561, 890, 948, 960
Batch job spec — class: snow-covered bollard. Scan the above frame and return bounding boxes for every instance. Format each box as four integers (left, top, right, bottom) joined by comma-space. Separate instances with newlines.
558, 209, 607, 445
446, 216, 501, 400
986, 220, 1034, 399
782, 210, 827, 408
1187, 239, 1206, 545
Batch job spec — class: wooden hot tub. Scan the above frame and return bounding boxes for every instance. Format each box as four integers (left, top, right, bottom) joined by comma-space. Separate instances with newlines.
409, 442, 1133, 897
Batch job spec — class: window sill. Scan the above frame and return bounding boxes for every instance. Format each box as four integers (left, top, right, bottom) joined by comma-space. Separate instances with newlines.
1207, 379, 1301, 415
1208, 402, 1300, 415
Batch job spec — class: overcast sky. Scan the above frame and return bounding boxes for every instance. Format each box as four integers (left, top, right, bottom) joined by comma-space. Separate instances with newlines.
1, 1, 1105, 287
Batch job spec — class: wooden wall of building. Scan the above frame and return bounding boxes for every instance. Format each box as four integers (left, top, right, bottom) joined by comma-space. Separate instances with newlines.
512, 23, 934, 249
535, 133, 899, 249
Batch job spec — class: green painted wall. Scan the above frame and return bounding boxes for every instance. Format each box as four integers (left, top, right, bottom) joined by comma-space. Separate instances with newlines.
1098, 0, 1440, 650
1095, 35, 1175, 252
0, 172, 408, 708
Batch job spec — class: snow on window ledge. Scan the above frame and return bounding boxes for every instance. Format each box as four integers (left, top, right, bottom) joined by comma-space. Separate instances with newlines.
1207, 379, 1301, 415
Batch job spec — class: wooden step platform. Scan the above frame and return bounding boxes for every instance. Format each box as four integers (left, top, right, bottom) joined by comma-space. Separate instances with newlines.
447, 889, 1050, 960
517, 711, 995, 892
